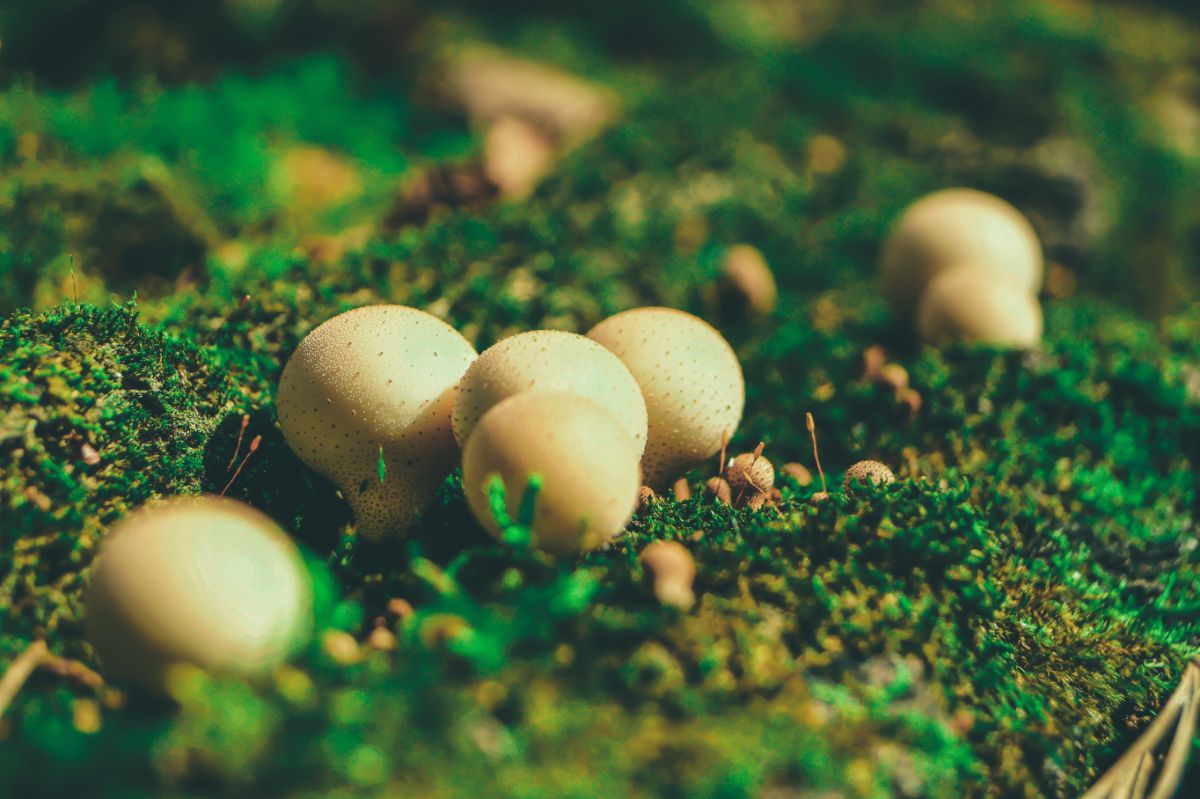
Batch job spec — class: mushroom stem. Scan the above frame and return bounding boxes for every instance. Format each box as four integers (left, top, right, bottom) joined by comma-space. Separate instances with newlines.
806, 413, 828, 495
0, 640, 48, 720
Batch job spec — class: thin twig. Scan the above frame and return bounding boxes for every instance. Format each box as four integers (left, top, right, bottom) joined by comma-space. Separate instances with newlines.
0, 640, 48, 719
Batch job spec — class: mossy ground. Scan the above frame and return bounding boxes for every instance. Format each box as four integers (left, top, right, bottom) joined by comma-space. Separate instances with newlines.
3, 2, 1200, 797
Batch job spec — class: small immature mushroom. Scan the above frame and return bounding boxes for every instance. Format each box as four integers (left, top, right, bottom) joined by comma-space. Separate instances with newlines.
916, 266, 1043, 349
720, 244, 777, 316
462, 392, 641, 554
704, 476, 733, 504
877, 363, 910, 394
276, 305, 478, 539
725, 443, 775, 507
638, 485, 659, 508
881, 188, 1043, 317
781, 462, 813, 486
85, 496, 312, 691
673, 478, 692, 501
843, 460, 896, 494
588, 307, 745, 490
640, 541, 696, 610
452, 329, 648, 453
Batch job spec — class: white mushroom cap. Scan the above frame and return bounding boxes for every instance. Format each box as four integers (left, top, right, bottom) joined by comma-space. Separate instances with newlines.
452, 329, 648, 454
276, 305, 478, 539
917, 266, 1043, 348
881, 188, 1043, 317
85, 495, 311, 691
461, 392, 641, 554
587, 307, 745, 490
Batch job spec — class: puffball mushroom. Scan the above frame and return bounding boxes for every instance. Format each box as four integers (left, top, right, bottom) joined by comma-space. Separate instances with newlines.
462, 392, 641, 554
85, 495, 311, 691
917, 266, 1043, 348
277, 305, 477, 539
452, 329, 648, 454
587, 307, 745, 491
843, 460, 896, 493
881, 188, 1043, 316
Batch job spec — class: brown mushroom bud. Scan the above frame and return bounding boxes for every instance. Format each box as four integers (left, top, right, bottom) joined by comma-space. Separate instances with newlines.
85, 496, 312, 691
843, 460, 897, 493
462, 392, 641, 554
640, 541, 696, 610
726, 449, 775, 507
810, 491, 830, 504
673, 478, 692, 501
877, 363, 910, 394
916, 266, 1043, 349
704, 476, 733, 504
862, 345, 888, 381
588, 307, 745, 490
881, 188, 1043, 317
638, 485, 658, 508
898, 388, 923, 415
781, 462, 813, 486
277, 305, 478, 539
452, 329, 648, 454
720, 244, 777, 316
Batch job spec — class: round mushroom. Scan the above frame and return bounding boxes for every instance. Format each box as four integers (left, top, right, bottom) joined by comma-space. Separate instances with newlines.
640, 540, 696, 610
725, 449, 775, 507
842, 460, 896, 493
452, 329, 648, 453
881, 188, 1043, 317
276, 305, 477, 539
916, 266, 1043, 348
587, 307, 745, 490
461, 392, 641, 554
85, 495, 312, 691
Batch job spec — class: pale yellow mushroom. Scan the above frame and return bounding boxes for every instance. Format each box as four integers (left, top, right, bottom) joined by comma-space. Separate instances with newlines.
640, 541, 696, 610
881, 188, 1043, 317
276, 305, 477, 539
452, 329, 648, 454
916, 266, 1043, 349
842, 460, 896, 494
85, 495, 311, 691
588, 307, 745, 490
461, 392, 641, 554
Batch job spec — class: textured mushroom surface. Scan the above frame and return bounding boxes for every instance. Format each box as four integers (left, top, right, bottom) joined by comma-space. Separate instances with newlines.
452, 329, 648, 453
726, 451, 775, 501
881, 188, 1043, 316
916, 266, 1043, 348
587, 307, 744, 490
842, 460, 897, 493
85, 495, 311, 691
276, 305, 477, 539
461, 392, 641, 554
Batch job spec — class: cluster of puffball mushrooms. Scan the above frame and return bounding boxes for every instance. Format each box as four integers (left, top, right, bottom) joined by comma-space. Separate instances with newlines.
83, 185, 1040, 690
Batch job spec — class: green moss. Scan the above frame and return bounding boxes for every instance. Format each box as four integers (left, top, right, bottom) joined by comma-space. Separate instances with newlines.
2, 1, 1200, 797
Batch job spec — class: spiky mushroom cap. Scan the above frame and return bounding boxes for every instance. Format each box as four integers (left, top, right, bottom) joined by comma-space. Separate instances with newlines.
452, 329, 648, 454
842, 460, 897, 494
587, 307, 744, 491
276, 305, 477, 540
916, 266, 1043, 349
461, 392, 641, 554
881, 188, 1043, 317
85, 495, 312, 692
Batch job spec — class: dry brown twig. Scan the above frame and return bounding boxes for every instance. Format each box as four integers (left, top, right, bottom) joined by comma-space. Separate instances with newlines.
1081, 659, 1200, 799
